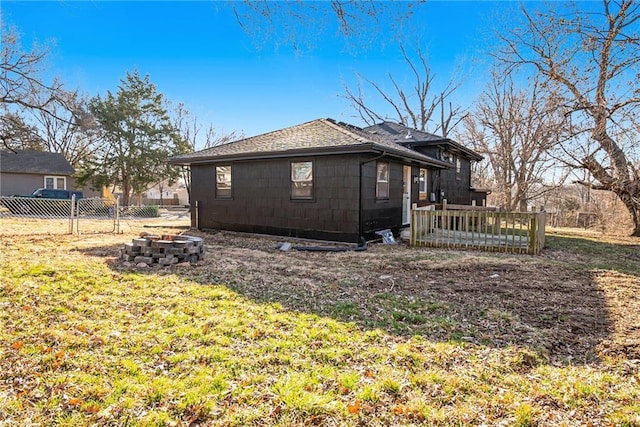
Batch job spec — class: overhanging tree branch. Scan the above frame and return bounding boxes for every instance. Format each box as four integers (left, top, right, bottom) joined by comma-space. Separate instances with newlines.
493, 0, 640, 235
342, 44, 465, 137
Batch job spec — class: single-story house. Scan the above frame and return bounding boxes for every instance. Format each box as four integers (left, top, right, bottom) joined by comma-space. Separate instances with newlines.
0, 149, 78, 196
169, 118, 485, 242
140, 179, 189, 206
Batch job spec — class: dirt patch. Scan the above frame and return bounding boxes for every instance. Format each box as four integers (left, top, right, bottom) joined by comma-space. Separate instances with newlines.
119, 230, 639, 365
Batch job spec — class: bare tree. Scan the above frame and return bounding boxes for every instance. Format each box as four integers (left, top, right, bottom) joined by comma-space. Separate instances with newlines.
495, 0, 640, 235
29, 91, 98, 168
343, 45, 465, 137
171, 103, 244, 205
0, 112, 43, 150
232, 1, 424, 53
0, 20, 72, 150
462, 73, 567, 211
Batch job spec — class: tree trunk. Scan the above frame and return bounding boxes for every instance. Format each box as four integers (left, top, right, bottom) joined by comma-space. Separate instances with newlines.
587, 124, 640, 236
122, 179, 131, 207
518, 198, 528, 213
615, 186, 640, 237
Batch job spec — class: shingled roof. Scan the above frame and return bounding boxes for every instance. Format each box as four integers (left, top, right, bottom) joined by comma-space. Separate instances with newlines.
365, 122, 447, 143
364, 122, 483, 162
0, 150, 75, 175
169, 118, 449, 168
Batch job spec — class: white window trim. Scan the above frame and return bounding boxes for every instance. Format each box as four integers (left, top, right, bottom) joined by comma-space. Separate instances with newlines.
44, 176, 66, 190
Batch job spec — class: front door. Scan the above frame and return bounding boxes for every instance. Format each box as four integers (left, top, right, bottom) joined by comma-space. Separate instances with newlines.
402, 165, 411, 225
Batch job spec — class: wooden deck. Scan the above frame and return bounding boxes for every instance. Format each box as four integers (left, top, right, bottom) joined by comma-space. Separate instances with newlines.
409, 208, 546, 254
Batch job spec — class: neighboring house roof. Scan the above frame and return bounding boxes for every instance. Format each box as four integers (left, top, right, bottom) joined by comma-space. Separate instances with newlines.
169, 118, 450, 168
0, 149, 75, 175
364, 122, 484, 162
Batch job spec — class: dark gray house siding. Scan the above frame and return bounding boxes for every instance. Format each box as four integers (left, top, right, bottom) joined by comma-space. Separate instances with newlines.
192, 154, 364, 242
411, 146, 476, 205
190, 153, 434, 242
361, 158, 404, 235
437, 155, 473, 205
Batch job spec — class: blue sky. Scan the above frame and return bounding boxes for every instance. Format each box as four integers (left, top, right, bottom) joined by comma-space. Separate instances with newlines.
5, 1, 525, 145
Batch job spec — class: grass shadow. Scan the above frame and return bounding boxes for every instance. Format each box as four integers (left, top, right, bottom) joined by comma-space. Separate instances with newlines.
81, 230, 640, 366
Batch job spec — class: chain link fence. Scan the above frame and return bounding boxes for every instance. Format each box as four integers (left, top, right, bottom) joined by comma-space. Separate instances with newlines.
0, 196, 182, 235
0, 195, 75, 217
0, 195, 75, 234
76, 197, 118, 234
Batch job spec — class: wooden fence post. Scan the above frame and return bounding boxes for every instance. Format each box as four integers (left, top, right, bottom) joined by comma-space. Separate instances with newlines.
529, 207, 537, 254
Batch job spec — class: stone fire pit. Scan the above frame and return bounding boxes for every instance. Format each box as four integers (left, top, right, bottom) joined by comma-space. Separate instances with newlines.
121, 234, 205, 266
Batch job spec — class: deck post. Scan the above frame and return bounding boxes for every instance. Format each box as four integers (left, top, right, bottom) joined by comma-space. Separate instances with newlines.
410, 208, 415, 245
528, 206, 537, 254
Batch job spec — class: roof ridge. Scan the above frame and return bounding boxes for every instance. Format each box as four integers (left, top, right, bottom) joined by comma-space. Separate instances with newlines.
321, 118, 371, 144
187, 119, 325, 157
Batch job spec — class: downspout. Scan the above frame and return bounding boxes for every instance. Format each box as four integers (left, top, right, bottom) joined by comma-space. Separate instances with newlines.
359, 151, 387, 240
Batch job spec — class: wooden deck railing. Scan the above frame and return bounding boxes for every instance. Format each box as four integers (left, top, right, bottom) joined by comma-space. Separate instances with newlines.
410, 208, 546, 254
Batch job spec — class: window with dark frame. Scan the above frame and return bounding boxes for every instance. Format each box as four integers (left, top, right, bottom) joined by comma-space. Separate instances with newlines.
291, 161, 314, 200
215, 165, 232, 198
456, 158, 461, 180
419, 168, 428, 200
376, 161, 389, 199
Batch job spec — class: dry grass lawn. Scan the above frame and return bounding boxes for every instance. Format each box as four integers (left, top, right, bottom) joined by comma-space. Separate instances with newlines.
1, 218, 639, 426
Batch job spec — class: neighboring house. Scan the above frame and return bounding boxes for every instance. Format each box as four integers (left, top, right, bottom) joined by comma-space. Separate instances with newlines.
169, 118, 484, 242
0, 149, 78, 196
141, 179, 189, 206
364, 122, 488, 206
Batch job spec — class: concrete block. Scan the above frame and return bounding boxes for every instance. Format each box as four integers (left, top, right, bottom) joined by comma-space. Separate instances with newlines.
159, 257, 179, 265
133, 256, 154, 264
172, 240, 194, 248
124, 242, 141, 255
123, 234, 203, 267
151, 240, 174, 249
